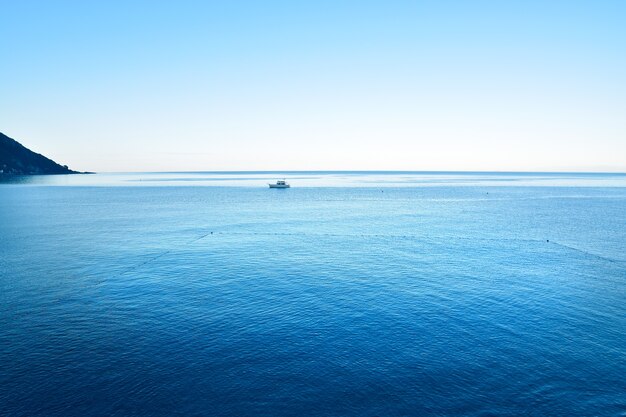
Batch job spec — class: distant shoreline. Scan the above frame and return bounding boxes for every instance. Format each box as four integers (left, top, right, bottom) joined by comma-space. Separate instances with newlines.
0, 171, 95, 175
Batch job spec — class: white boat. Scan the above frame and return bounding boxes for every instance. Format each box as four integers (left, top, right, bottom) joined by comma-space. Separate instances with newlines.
269, 179, 290, 188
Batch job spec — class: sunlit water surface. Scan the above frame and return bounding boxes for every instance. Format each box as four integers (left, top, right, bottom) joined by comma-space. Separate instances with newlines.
1, 172, 625, 416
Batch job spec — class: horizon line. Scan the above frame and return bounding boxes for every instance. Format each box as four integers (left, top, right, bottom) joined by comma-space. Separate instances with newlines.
91, 170, 626, 175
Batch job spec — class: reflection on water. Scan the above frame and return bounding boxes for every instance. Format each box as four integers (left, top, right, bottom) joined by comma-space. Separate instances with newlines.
2, 171, 626, 187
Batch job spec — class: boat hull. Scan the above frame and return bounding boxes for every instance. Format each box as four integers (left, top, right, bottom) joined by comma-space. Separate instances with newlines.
269, 184, 290, 188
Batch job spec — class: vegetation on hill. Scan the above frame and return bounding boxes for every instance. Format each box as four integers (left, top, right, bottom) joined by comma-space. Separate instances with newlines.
0, 132, 79, 175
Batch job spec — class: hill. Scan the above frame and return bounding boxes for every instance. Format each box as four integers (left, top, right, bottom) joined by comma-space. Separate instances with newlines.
0, 132, 79, 175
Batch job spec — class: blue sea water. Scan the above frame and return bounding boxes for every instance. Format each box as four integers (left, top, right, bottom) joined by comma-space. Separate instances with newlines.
1, 172, 625, 416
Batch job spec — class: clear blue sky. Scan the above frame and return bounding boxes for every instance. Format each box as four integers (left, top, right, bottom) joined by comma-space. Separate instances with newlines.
1, 0, 625, 172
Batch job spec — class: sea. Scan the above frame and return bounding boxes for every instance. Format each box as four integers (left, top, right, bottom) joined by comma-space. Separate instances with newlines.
1, 171, 625, 417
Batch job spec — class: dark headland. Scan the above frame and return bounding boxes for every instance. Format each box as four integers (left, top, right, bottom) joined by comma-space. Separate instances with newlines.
0, 132, 84, 175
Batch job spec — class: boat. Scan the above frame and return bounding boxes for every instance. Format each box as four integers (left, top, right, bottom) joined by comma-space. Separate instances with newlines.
269, 179, 290, 188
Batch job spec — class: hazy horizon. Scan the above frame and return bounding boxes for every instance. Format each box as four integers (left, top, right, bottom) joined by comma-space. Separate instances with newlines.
2, 1, 625, 173
86, 169, 626, 174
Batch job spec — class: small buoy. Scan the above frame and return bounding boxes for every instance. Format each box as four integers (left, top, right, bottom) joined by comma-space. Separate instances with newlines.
546, 239, 549, 242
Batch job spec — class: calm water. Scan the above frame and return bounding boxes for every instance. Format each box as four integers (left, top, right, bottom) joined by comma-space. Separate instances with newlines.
1, 172, 625, 416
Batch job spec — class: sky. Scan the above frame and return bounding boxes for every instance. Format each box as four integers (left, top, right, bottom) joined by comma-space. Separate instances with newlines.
1, 0, 625, 172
